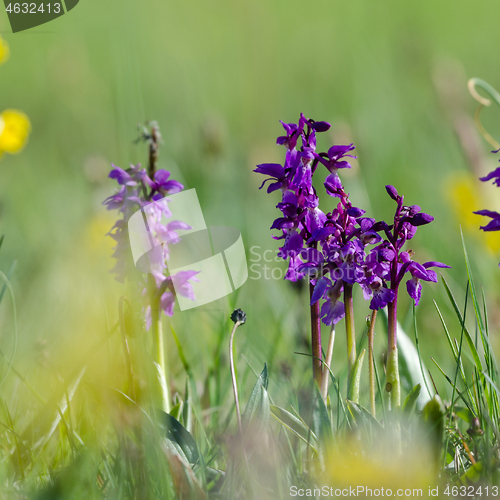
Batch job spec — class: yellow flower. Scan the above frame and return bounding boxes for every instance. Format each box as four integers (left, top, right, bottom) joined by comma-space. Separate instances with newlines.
0, 36, 9, 65
446, 171, 500, 254
321, 438, 437, 494
84, 212, 116, 258
0, 109, 31, 155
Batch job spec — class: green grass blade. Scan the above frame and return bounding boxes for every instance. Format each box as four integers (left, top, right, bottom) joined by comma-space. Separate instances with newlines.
433, 300, 477, 414
413, 303, 433, 399
441, 275, 483, 373
0, 270, 18, 390
430, 357, 475, 416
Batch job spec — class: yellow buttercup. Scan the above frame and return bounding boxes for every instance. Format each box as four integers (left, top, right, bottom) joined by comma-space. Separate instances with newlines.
0, 109, 31, 155
0, 36, 9, 65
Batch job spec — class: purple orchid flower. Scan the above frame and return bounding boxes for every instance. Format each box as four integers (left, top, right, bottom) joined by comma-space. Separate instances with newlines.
473, 150, 500, 265
362, 276, 396, 311
108, 163, 146, 187
479, 166, 500, 187
311, 277, 345, 326
315, 144, 357, 174
103, 185, 128, 211
277, 121, 300, 150
405, 260, 451, 305
474, 209, 500, 232
109, 166, 135, 186
144, 266, 199, 330
254, 163, 288, 193
104, 157, 198, 321
144, 169, 184, 194
324, 173, 344, 198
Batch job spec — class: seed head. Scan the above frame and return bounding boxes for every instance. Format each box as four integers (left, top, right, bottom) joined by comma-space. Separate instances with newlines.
231, 308, 246, 325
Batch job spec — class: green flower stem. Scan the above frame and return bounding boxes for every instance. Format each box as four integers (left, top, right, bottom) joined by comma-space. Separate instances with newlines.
348, 349, 366, 404
229, 321, 243, 433
386, 300, 401, 409
344, 284, 356, 389
149, 277, 170, 413
367, 310, 377, 417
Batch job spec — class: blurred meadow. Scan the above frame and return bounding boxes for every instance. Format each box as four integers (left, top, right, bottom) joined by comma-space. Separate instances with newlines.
1, 0, 500, 497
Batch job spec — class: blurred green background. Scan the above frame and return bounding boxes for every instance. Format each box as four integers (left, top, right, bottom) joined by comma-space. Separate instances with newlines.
1, 0, 500, 411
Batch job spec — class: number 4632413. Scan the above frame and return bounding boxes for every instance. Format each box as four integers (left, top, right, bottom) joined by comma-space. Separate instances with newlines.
5, 3, 62, 14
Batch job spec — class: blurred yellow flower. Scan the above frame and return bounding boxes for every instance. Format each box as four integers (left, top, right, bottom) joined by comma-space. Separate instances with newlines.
321, 438, 437, 495
446, 171, 500, 254
0, 36, 9, 65
84, 212, 116, 257
0, 109, 31, 155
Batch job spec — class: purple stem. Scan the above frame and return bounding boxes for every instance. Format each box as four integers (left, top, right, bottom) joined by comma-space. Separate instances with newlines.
387, 290, 398, 352
309, 282, 323, 386
344, 283, 356, 386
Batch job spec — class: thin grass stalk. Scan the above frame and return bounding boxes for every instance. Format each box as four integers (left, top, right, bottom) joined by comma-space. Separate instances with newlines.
443, 282, 468, 468
412, 302, 433, 399
321, 325, 336, 401
434, 298, 477, 414
367, 310, 377, 417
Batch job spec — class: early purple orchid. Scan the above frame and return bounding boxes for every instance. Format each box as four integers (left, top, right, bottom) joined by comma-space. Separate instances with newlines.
144, 270, 199, 329
104, 160, 197, 327
144, 169, 184, 195
254, 113, 386, 386
315, 144, 357, 174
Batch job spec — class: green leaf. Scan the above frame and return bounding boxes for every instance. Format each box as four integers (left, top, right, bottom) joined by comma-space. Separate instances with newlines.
182, 377, 192, 433
241, 364, 270, 430
270, 405, 317, 448
459, 462, 483, 484
430, 357, 475, 415
422, 395, 446, 463
346, 400, 383, 429
381, 309, 432, 409
171, 325, 191, 374
159, 411, 200, 465
461, 230, 486, 341
348, 349, 365, 404
441, 275, 483, 373
433, 299, 477, 415
455, 406, 474, 424
402, 384, 421, 415
170, 401, 183, 421
312, 384, 333, 442
203, 466, 225, 486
